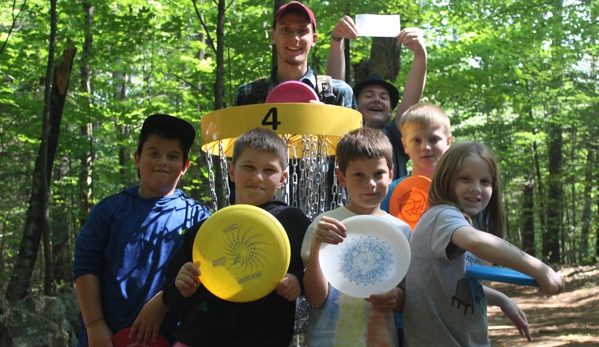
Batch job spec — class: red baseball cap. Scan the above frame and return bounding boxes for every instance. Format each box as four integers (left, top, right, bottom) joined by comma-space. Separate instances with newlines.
273, 1, 316, 31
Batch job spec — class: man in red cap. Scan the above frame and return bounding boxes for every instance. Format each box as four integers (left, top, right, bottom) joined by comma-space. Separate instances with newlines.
234, 1, 356, 108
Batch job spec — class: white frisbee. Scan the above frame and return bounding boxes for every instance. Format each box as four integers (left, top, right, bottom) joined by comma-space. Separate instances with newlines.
319, 215, 411, 298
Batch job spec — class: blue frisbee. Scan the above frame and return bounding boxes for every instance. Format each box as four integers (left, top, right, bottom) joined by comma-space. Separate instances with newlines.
466, 265, 539, 287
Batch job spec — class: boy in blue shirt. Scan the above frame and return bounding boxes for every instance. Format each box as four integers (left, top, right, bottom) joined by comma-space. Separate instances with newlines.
162, 128, 310, 346
73, 114, 211, 346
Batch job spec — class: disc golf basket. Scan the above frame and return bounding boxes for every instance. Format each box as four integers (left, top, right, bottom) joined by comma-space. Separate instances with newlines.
200, 103, 362, 219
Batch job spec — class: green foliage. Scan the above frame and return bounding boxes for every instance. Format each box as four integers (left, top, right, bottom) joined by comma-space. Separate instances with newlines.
0, 0, 597, 293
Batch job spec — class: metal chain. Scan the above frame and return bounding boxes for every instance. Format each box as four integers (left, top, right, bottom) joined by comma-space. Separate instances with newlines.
205, 148, 218, 212
291, 140, 299, 208
331, 155, 343, 210
309, 136, 319, 219
218, 141, 231, 207
279, 136, 290, 204
206, 135, 342, 216
317, 136, 327, 215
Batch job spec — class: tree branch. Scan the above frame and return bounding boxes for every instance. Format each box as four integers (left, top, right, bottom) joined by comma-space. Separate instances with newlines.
192, 0, 217, 55
0, 0, 27, 56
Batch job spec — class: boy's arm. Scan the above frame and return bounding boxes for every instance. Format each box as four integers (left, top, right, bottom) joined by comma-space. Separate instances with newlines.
303, 239, 330, 307
75, 274, 113, 346
281, 208, 311, 294
484, 286, 531, 341
395, 27, 427, 121
326, 15, 358, 80
130, 291, 169, 345
303, 216, 347, 307
451, 225, 564, 294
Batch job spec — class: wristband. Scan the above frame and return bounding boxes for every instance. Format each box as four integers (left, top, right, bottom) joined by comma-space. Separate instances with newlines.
331, 33, 343, 42
85, 316, 105, 328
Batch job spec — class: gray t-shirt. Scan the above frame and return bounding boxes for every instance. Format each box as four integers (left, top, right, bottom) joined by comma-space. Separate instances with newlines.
403, 204, 489, 347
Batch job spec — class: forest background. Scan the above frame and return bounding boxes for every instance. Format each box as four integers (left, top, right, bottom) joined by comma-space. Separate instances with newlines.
0, 0, 597, 302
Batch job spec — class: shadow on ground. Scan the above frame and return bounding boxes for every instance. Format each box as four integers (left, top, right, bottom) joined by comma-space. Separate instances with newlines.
488, 265, 599, 347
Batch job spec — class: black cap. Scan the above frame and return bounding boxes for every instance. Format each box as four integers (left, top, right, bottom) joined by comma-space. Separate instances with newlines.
353, 73, 400, 111
140, 114, 196, 150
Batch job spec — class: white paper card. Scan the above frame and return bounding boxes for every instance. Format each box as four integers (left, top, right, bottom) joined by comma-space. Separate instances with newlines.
355, 14, 401, 37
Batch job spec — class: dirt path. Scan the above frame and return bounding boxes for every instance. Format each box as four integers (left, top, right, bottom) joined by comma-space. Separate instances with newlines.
488, 265, 599, 346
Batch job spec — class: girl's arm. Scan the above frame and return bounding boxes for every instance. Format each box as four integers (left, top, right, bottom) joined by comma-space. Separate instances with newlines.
451, 225, 563, 294
484, 286, 531, 341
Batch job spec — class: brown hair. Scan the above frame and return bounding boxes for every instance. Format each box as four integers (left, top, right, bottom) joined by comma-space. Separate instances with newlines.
336, 127, 393, 174
428, 141, 506, 238
232, 128, 288, 170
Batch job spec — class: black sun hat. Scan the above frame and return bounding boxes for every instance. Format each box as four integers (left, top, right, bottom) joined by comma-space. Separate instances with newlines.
140, 114, 196, 151
353, 73, 400, 111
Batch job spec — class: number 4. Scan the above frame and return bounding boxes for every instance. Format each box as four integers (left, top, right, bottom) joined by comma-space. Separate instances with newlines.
262, 107, 281, 130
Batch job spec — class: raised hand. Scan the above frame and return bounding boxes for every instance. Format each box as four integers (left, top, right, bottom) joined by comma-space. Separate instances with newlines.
312, 216, 347, 246
332, 15, 358, 40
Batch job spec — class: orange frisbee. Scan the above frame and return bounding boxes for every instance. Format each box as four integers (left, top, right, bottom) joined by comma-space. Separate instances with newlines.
389, 175, 431, 230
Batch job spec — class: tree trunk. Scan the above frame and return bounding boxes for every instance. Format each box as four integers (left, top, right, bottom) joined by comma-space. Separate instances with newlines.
543, 0, 565, 264
5, 1, 78, 302
188, 23, 207, 204
521, 181, 536, 256
545, 122, 563, 263
0, 290, 12, 346
114, 69, 129, 186
79, 2, 94, 226
596, 149, 599, 260
354, 37, 402, 85
578, 149, 592, 262
212, 0, 228, 209
50, 156, 73, 289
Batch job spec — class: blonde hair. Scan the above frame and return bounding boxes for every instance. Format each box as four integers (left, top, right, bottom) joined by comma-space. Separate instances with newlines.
428, 141, 506, 238
399, 103, 451, 137
336, 127, 393, 174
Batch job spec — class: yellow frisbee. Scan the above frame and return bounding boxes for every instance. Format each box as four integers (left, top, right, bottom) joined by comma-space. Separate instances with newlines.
192, 205, 291, 302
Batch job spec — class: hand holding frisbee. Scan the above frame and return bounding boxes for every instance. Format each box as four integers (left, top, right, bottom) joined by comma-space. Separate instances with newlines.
466, 265, 539, 287
319, 215, 411, 298
192, 205, 291, 302
389, 175, 431, 230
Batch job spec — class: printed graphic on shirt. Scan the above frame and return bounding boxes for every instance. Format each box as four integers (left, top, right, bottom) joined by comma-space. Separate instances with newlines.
451, 253, 486, 316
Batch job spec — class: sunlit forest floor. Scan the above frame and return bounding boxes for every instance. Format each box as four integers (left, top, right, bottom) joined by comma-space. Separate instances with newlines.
291, 264, 599, 347
489, 264, 599, 346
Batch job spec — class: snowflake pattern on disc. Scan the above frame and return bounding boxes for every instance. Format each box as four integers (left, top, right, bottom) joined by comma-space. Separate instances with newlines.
339, 235, 393, 286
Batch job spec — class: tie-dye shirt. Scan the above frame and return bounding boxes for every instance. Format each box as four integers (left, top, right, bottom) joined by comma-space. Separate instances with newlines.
301, 206, 411, 347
